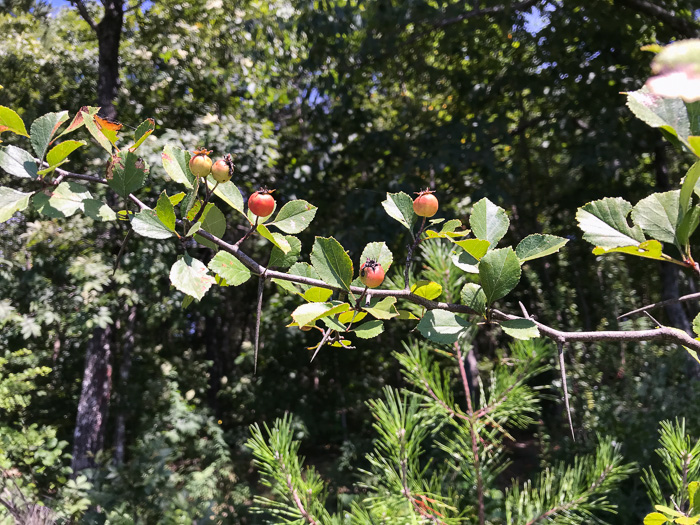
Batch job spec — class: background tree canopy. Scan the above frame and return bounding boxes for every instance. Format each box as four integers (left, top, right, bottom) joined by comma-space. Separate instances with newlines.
1, 0, 700, 523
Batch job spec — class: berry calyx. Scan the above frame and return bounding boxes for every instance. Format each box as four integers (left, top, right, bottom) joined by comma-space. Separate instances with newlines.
359, 258, 385, 289
413, 189, 438, 217
211, 154, 235, 184
248, 187, 276, 217
189, 148, 213, 178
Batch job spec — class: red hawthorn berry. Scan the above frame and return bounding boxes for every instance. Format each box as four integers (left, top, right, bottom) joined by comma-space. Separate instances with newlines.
211, 154, 235, 183
360, 259, 385, 288
248, 188, 276, 217
189, 148, 213, 178
413, 189, 438, 217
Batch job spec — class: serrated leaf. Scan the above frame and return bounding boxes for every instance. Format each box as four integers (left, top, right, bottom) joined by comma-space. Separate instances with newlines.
396, 310, 419, 320
129, 118, 155, 151
631, 191, 680, 244
478, 247, 521, 304
360, 241, 393, 272
693, 313, 700, 338
382, 191, 417, 231
194, 203, 226, 249
169, 192, 186, 206
46, 140, 86, 168
270, 199, 317, 234
592, 239, 668, 260
269, 235, 302, 268
206, 178, 245, 217
0, 186, 32, 222
108, 151, 149, 198
643, 512, 669, 525
461, 283, 487, 315
451, 238, 490, 259
32, 181, 91, 218
162, 145, 195, 188
30, 111, 69, 161
310, 237, 353, 291
516, 234, 569, 263
208, 251, 251, 286
452, 250, 479, 273
320, 316, 346, 332
338, 310, 366, 324
416, 310, 471, 344
0, 105, 29, 137
470, 197, 509, 247
441, 219, 463, 233
155, 191, 176, 232
411, 280, 442, 300
81, 111, 113, 152
54, 106, 99, 139
0, 145, 38, 179
170, 255, 216, 301
291, 301, 350, 327
364, 296, 398, 320
353, 320, 384, 339
83, 199, 116, 221
303, 287, 334, 302
131, 209, 175, 239
501, 319, 540, 340
425, 229, 470, 240
627, 89, 691, 142
287, 262, 321, 292
576, 197, 645, 249
257, 223, 292, 253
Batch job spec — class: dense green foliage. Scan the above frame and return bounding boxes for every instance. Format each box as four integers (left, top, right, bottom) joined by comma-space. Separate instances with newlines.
1, 1, 700, 524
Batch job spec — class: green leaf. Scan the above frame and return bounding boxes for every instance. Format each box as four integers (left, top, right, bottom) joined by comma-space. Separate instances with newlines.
81, 111, 113, 153
478, 247, 522, 304
83, 199, 116, 221
303, 287, 334, 302
207, 251, 251, 286
450, 238, 490, 259
627, 89, 690, 143
169, 254, 216, 301
592, 239, 668, 261
269, 236, 302, 268
257, 223, 292, 253
410, 280, 443, 300
162, 145, 195, 189
416, 310, 471, 344
677, 206, 700, 246
0, 105, 29, 137
0, 145, 39, 179
0, 186, 32, 222
576, 197, 645, 249
46, 140, 86, 168
691, 481, 700, 513
286, 262, 321, 292
360, 241, 393, 272
194, 203, 226, 249
353, 320, 384, 339
441, 219, 463, 233
310, 237, 353, 291
516, 234, 569, 263
338, 310, 366, 324
30, 111, 69, 161
131, 209, 176, 239
169, 192, 186, 206
270, 199, 317, 234
186, 222, 202, 236
693, 313, 700, 338
682, 162, 700, 214
54, 106, 99, 139
206, 178, 245, 217
320, 316, 346, 332
291, 301, 350, 327
364, 296, 398, 320
470, 197, 509, 248
501, 319, 540, 340
643, 512, 669, 525
32, 181, 90, 218
382, 191, 417, 231
452, 250, 479, 273
108, 151, 149, 198
631, 191, 680, 245
655, 505, 683, 518
674, 516, 699, 525
155, 191, 176, 232
460, 283, 487, 315
129, 118, 155, 152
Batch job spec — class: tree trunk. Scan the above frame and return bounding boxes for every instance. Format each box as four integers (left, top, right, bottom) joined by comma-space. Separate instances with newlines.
114, 306, 136, 466
96, 0, 124, 120
71, 326, 113, 473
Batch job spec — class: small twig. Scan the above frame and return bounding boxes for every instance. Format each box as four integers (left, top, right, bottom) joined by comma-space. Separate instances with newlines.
404, 216, 427, 290
235, 216, 259, 248
618, 292, 700, 320
558, 342, 575, 441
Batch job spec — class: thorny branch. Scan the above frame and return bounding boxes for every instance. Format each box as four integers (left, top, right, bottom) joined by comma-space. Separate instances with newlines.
50, 166, 700, 355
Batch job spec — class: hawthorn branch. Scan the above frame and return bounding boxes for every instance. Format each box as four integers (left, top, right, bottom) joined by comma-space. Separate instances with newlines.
52, 166, 700, 354
618, 292, 700, 320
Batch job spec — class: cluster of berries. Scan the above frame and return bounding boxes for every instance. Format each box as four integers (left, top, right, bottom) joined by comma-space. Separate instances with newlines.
189, 149, 275, 217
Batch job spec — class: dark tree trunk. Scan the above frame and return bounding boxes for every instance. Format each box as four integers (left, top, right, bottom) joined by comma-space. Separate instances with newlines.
96, 0, 124, 120
71, 326, 113, 473
114, 306, 136, 466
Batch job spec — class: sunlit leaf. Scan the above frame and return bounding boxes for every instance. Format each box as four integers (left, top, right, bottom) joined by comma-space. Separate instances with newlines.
170, 254, 216, 301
